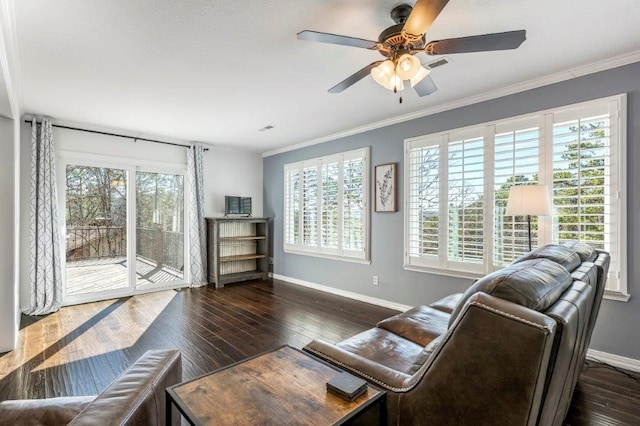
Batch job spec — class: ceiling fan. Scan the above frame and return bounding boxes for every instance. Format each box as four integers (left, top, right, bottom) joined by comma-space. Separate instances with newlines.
297, 0, 526, 101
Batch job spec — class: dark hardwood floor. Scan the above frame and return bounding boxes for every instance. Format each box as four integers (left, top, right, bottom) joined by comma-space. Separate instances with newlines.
1, 279, 639, 425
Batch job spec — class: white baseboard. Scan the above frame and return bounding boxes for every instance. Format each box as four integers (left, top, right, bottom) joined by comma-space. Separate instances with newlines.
587, 349, 640, 373
270, 273, 411, 312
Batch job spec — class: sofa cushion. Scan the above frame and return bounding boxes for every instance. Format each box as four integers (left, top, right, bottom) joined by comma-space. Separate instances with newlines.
562, 241, 597, 262
336, 328, 425, 375
515, 244, 581, 272
449, 258, 572, 327
407, 334, 445, 375
377, 305, 449, 346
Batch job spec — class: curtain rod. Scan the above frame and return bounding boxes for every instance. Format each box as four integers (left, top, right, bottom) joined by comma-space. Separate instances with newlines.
24, 120, 209, 151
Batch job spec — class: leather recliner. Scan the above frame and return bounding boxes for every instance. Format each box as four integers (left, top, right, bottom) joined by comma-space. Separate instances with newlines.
305, 241, 609, 425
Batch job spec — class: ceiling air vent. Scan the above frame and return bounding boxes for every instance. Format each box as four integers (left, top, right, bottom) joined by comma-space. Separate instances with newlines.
425, 57, 451, 70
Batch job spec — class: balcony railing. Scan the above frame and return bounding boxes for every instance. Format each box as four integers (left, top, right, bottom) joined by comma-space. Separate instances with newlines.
136, 227, 184, 272
66, 226, 184, 272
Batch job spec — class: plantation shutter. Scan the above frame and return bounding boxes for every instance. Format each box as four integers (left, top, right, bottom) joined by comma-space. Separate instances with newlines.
446, 132, 485, 272
550, 99, 622, 293
404, 95, 625, 293
493, 118, 541, 266
321, 158, 340, 252
406, 136, 442, 269
302, 162, 319, 248
343, 151, 367, 257
283, 164, 301, 246
283, 148, 369, 261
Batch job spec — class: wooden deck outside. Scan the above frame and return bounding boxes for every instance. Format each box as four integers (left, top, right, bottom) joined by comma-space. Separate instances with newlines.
65, 256, 184, 295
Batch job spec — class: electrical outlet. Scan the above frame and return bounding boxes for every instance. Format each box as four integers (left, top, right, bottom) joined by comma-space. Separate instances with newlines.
373, 276, 379, 286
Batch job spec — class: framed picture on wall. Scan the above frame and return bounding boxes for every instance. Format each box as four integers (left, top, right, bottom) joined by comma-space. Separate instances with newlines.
374, 162, 397, 212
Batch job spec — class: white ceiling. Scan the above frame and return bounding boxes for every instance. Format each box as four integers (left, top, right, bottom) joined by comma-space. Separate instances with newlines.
11, 0, 640, 154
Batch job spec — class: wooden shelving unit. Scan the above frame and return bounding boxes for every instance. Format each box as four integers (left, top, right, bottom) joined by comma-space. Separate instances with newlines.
206, 217, 270, 288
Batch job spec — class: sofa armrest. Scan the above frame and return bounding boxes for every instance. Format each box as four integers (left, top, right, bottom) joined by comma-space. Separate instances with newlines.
304, 339, 411, 390
0, 396, 95, 426
399, 293, 558, 425
377, 305, 449, 346
69, 349, 181, 426
429, 293, 464, 314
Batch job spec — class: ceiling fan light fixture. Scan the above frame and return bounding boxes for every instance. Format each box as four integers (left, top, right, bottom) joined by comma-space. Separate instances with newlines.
410, 66, 431, 87
371, 59, 395, 89
390, 74, 405, 91
395, 54, 421, 80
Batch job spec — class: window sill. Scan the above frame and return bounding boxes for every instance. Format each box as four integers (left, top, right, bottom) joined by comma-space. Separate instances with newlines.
403, 264, 481, 281
405, 264, 630, 303
283, 248, 371, 265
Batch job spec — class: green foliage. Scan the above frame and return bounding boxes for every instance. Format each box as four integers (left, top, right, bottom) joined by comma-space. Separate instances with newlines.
553, 123, 606, 245
66, 166, 184, 232
136, 172, 184, 232
66, 165, 126, 227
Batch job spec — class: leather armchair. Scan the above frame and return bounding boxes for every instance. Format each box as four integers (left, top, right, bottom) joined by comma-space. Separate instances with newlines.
0, 349, 181, 426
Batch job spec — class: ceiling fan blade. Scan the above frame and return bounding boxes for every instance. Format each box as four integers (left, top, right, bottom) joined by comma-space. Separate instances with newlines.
413, 75, 438, 97
402, 0, 450, 39
328, 61, 382, 94
297, 30, 378, 49
425, 30, 526, 55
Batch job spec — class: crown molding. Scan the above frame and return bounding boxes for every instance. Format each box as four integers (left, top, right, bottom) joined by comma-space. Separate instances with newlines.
263, 50, 640, 158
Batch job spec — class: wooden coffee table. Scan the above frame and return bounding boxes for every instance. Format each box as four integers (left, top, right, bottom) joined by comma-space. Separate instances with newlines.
166, 345, 386, 425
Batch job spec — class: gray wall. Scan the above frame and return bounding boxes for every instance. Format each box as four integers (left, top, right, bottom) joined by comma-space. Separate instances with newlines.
263, 61, 640, 360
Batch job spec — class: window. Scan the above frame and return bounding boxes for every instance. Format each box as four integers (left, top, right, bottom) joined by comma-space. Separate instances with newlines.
284, 148, 369, 261
405, 95, 626, 298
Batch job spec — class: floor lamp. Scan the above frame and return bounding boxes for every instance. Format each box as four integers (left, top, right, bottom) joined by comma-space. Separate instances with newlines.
505, 185, 552, 252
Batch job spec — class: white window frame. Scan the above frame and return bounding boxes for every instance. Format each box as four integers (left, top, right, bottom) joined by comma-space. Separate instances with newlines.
283, 147, 370, 263
404, 94, 627, 300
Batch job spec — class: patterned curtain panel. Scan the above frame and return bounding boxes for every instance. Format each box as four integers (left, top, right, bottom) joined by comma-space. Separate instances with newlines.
188, 144, 207, 287
25, 119, 63, 315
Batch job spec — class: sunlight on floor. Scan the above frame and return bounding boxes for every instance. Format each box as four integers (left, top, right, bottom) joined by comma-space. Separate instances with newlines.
0, 290, 177, 377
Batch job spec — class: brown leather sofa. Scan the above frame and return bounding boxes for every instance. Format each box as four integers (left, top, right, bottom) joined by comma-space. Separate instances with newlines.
305, 242, 609, 425
0, 349, 181, 426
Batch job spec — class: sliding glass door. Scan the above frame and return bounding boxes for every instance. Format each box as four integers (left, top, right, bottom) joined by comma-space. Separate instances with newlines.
135, 171, 185, 291
63, 159, 187, 304
65, 165, 129, 298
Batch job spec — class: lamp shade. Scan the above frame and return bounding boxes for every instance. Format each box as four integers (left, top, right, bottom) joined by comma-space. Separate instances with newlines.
505, 185, 551, 216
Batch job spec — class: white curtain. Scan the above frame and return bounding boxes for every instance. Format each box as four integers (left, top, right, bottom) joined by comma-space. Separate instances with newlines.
188, 144, 207, 287
25, 119, 63, 315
